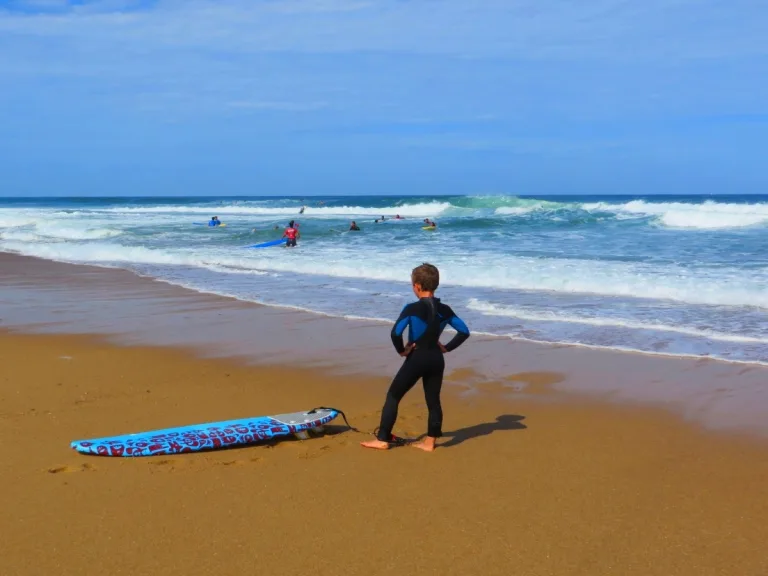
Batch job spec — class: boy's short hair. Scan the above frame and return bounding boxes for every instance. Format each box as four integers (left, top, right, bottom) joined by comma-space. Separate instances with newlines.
412, 263, 440, 292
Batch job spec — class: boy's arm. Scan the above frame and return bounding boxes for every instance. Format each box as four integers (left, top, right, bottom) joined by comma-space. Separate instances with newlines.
390, 306, 411, 354
442, 308, 470, 352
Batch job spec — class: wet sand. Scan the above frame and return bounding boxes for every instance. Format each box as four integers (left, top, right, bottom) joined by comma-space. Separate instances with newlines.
3, 252, 768, 436
2, 331, 768, 576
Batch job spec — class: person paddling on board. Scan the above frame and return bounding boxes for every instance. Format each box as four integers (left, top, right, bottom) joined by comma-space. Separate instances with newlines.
349, 221, 361, 231
208, 216, 218, 227
361, 263, 470, 452
283, 220, 299, 247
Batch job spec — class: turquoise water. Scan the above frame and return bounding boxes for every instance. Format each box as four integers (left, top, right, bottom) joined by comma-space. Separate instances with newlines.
2, 194, 767, 363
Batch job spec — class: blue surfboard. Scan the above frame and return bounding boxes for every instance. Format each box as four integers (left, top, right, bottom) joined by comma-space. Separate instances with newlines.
71, 408, 339, 457
246, 238, 286, 249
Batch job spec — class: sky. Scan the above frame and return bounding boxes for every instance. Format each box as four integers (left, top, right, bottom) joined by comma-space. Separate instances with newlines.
0, 0, 767, 196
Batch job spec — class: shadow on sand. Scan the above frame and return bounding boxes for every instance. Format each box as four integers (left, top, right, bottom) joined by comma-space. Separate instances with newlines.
439, 414, 527, 448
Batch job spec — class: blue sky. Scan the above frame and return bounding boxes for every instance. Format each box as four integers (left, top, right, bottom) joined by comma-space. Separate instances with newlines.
1, 0, 766, 196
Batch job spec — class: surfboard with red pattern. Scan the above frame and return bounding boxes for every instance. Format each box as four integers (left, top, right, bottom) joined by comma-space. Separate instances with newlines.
70, 408, 338, 457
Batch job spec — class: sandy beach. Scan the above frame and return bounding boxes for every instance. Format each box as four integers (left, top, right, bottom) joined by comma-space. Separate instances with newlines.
3, 332, 768, 576
2, 255, 768, 575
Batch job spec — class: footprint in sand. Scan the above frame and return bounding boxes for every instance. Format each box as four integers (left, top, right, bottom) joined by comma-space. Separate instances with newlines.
298, 444, 334, 459
147, 459, 180, 472
47, 463, 96, 474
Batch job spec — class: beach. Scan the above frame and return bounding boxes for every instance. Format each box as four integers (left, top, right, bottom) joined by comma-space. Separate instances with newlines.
2, 253, 768, 575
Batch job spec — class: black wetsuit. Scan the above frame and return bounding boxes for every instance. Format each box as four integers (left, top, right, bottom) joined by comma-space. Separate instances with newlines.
375, 297, 470, 442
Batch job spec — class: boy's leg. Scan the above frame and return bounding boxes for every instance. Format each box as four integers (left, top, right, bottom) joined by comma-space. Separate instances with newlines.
413, 352, 444, 452
361, 358, 422, 449
377, 359, 423, 440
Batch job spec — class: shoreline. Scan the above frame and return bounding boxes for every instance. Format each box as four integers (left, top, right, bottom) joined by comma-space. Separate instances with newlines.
4, 249, 767, 370
3, 251, 768, 438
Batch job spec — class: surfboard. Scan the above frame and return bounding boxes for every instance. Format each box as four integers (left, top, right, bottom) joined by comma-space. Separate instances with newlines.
70, 408, 339, 457
194, 223, 227, 227
246, 238, 286, 249
422, 226, 436, 230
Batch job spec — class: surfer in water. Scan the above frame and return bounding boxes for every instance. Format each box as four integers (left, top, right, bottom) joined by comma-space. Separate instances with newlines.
283, 220, 299, 247
361, 263, 470, 452
349, 221, 361, 231
299, 206, 306, 214
208, 216, 222, 227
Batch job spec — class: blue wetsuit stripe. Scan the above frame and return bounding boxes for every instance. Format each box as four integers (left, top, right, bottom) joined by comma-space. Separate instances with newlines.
448, 315, 470, 335
394, 316, 410, 337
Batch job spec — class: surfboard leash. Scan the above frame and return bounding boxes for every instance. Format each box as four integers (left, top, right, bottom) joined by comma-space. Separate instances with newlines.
307, 407, 361, 433
307, 407, 411, 446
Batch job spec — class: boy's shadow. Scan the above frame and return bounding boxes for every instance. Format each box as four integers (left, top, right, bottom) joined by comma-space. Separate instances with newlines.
438, 414, 527, 448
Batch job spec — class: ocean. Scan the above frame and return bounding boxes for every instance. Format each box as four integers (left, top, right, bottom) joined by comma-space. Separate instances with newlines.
1, 194, 767, 364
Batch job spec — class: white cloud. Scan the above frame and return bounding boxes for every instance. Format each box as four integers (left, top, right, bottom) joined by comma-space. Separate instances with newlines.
227, 100, 329, 111
0, 0, 765, 61
0, 0, 765, 122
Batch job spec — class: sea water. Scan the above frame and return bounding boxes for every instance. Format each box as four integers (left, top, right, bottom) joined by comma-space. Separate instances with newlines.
1, 194, 767, 364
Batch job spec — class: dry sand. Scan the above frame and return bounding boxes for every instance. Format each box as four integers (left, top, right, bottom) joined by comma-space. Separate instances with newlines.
2, 331, 768, 576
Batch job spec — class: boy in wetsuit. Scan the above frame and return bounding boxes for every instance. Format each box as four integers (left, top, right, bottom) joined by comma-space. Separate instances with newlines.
361, 263, 470, 452
283, 220, 299, 247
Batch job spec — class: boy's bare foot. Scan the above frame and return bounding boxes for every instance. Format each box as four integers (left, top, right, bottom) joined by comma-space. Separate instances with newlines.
411, 438, 436, 452
360, 439, 391, 450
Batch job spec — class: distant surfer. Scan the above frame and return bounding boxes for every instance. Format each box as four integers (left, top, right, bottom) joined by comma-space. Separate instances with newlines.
349, 221, 361, 231
424, 218, 436, 228
361, 263, 470, 452
208, 216, 222, 227
299, 206, 306, 214
283, 220, 299, 247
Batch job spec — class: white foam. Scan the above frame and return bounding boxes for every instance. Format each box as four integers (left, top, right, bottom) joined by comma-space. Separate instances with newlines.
4, 237, 766, 310
584, 199, 768, 229
467, 299, 768, 344
659, 211, 768, 229
95, 202, 453, 218
34, 223, 123, 240
494, 206, 538, 215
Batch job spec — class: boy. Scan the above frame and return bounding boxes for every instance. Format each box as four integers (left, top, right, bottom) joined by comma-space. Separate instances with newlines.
361, 263, 470, 452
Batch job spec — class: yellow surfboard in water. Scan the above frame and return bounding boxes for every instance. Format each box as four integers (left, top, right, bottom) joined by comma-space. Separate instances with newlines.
422, 226, 436, 231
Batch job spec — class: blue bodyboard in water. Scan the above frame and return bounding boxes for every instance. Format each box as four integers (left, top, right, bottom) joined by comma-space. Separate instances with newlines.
70, 408, 339, 457
246, 238, 286, 248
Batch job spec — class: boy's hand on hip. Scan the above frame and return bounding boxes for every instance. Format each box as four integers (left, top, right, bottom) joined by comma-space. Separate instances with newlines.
400, 343, 416, 357
439, 343, 447, 354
